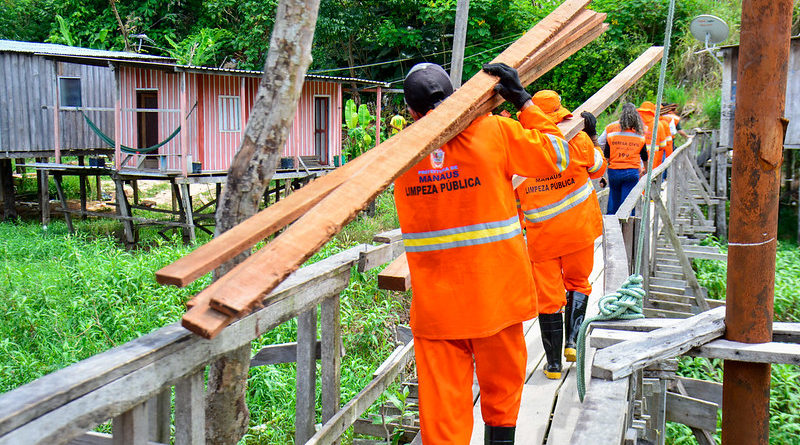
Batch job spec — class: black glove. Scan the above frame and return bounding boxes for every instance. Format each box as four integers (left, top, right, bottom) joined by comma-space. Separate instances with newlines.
482, 63, 532, 111
599, 177, 607, 188
581, 111, 597, 137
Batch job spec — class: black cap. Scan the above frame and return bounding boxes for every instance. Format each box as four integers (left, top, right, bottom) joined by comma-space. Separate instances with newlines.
403, 63, 454, 114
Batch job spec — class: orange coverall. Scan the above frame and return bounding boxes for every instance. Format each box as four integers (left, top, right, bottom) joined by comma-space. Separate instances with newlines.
394, 105, 567, 443
638, 102, 670, 168
518, 131, 606, 312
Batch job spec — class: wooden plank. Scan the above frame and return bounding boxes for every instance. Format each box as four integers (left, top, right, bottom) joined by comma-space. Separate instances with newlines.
146, 390, 170, 444
249, 341, 322, 367
321, 295, 342, 425
646, 299, 694, 314
183, 2, 604, 337
372, 228, 402, 244
357, 241, 402, 273
305, 340, 415, 445
591, 307, 726, 380
685, 339, 800, 365
569, 377, 631, 444
774, 322, 800, 343
296, 308, 318, 444
671, 377, 722, 408
67, 432, 164, 445
0, 244, 360, 443
174, 371, 204, 445
643, 307, 693, 319
665, 391, 718, 432
161, 0, 594, 291
671, 379, 717, 445
377, 253, 411, 291
650, 190, 710, 311
112, 403, 148, 445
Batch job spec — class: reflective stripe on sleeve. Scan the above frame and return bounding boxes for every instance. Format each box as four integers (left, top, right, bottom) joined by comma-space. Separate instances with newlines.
523, 179, 594, 223
549, 134, 570, 172
403, 215, 522, 253
588, 149, 604, 173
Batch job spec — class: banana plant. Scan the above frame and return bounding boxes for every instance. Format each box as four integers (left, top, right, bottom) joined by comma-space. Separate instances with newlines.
343, 99, 376, 161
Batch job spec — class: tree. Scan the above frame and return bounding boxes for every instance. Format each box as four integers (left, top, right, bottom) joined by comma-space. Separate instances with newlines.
205, 0, 321, 442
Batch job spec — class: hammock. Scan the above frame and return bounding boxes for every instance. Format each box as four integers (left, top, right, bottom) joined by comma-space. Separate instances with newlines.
81, 112, 181, 154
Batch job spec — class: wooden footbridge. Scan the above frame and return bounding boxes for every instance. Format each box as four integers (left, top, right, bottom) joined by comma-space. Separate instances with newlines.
2, 131, 798, 445
2, 0, 800, 442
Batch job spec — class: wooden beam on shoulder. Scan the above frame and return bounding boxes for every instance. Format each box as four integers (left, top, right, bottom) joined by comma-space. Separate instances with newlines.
181, 0, 601, 338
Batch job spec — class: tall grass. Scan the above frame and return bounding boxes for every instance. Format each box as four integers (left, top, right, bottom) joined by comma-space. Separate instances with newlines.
0, 190, 406, 444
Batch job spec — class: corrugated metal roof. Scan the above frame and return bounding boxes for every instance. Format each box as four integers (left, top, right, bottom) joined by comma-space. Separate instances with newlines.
174, 64, 390, 86
0, 40, 172, 61
0, 39, 389, 86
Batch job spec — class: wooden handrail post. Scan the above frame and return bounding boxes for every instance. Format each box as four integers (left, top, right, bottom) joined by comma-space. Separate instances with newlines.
296, 307, 318, 444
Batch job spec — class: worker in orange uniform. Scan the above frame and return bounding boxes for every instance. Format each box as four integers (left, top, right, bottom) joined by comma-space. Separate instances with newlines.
598, 103, 649, 214
395, 62, 570, 444
637, 101, 670, 170
517, 91, 606, 379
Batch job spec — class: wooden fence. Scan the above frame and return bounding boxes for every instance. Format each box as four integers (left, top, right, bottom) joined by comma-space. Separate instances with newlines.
0, 231, 408, 445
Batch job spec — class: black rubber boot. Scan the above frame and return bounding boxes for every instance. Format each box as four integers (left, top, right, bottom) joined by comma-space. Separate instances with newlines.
484, 425, 516, 445
564, 291, 589, 362
539, 312, 563, 379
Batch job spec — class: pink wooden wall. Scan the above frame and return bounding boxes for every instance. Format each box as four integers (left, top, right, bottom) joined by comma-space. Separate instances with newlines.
119, 67, 343, 172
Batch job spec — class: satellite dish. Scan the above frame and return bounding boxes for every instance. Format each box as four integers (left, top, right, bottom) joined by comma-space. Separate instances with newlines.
690, 15, 729, 45
689, 15, 729, 66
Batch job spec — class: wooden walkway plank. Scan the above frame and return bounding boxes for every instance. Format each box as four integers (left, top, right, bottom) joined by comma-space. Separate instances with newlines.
181, 1, 604, 337
591, 307, 726, 380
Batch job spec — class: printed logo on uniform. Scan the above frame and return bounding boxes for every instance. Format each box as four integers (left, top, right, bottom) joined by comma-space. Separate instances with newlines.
430, 148, 445, 169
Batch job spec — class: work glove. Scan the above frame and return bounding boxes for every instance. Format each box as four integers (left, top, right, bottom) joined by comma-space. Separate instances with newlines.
482, 63, 532, 111
581, 111, 597, 137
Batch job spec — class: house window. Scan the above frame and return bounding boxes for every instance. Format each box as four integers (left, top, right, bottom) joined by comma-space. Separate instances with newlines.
218, 96, 241, 132
59, 77, 82, 107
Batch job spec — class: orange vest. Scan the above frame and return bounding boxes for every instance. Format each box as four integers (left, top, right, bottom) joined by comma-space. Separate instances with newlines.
518, 131, 605, 260
638, 111, 670, 167
651, 117, 672, 167
604, 121, 646, 169
394, 105, 567, 340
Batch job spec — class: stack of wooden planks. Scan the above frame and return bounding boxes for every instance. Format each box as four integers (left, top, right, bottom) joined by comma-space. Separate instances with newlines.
378, 45, 665, 291
157, 0, 610, 339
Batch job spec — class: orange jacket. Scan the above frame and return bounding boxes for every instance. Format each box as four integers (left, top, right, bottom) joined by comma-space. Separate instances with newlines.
603, 121, 646, 169
637, 103, 670, 167
518, 131, 605, 260
653, 116, 674, 167
394, 105, 568, 340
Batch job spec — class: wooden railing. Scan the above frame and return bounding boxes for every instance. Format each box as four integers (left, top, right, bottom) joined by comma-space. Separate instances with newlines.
0, 231, 408, 445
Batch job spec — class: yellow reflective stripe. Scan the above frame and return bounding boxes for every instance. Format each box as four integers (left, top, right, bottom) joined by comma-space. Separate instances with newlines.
524, 180, 593, 223
552, 135, 569, 172
404, 221, 520, 249
588, 149, 604, 173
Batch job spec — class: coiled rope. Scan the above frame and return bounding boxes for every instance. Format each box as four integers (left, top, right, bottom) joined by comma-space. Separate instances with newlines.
575, 0, 677, 402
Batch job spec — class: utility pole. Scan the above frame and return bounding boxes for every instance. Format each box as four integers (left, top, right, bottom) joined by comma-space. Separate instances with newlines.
450, 0, 470, 88
722, 0, 792, 443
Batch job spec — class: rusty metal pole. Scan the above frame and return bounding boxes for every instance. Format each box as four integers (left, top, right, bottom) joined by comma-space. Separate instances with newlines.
722, 0, 792, 443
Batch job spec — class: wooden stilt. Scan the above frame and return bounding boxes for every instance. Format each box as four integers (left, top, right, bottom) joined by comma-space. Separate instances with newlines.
37, 158, 50, 227
52, 173, 74, 233
0, 159, 17, 221
114, 177, 135, 245
78, 156, 88, 220
179, 183, 196, 244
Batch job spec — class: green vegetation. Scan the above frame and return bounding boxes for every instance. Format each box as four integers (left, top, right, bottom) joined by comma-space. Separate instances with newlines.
665, 239, 800, 444
0, 191, 405, 443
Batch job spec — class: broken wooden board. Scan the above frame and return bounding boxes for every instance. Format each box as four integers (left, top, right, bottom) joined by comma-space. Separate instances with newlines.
591, 306, 726, 380
377, 253, 411, 291
685, 339, 800, 365
182, 0, 603, 338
